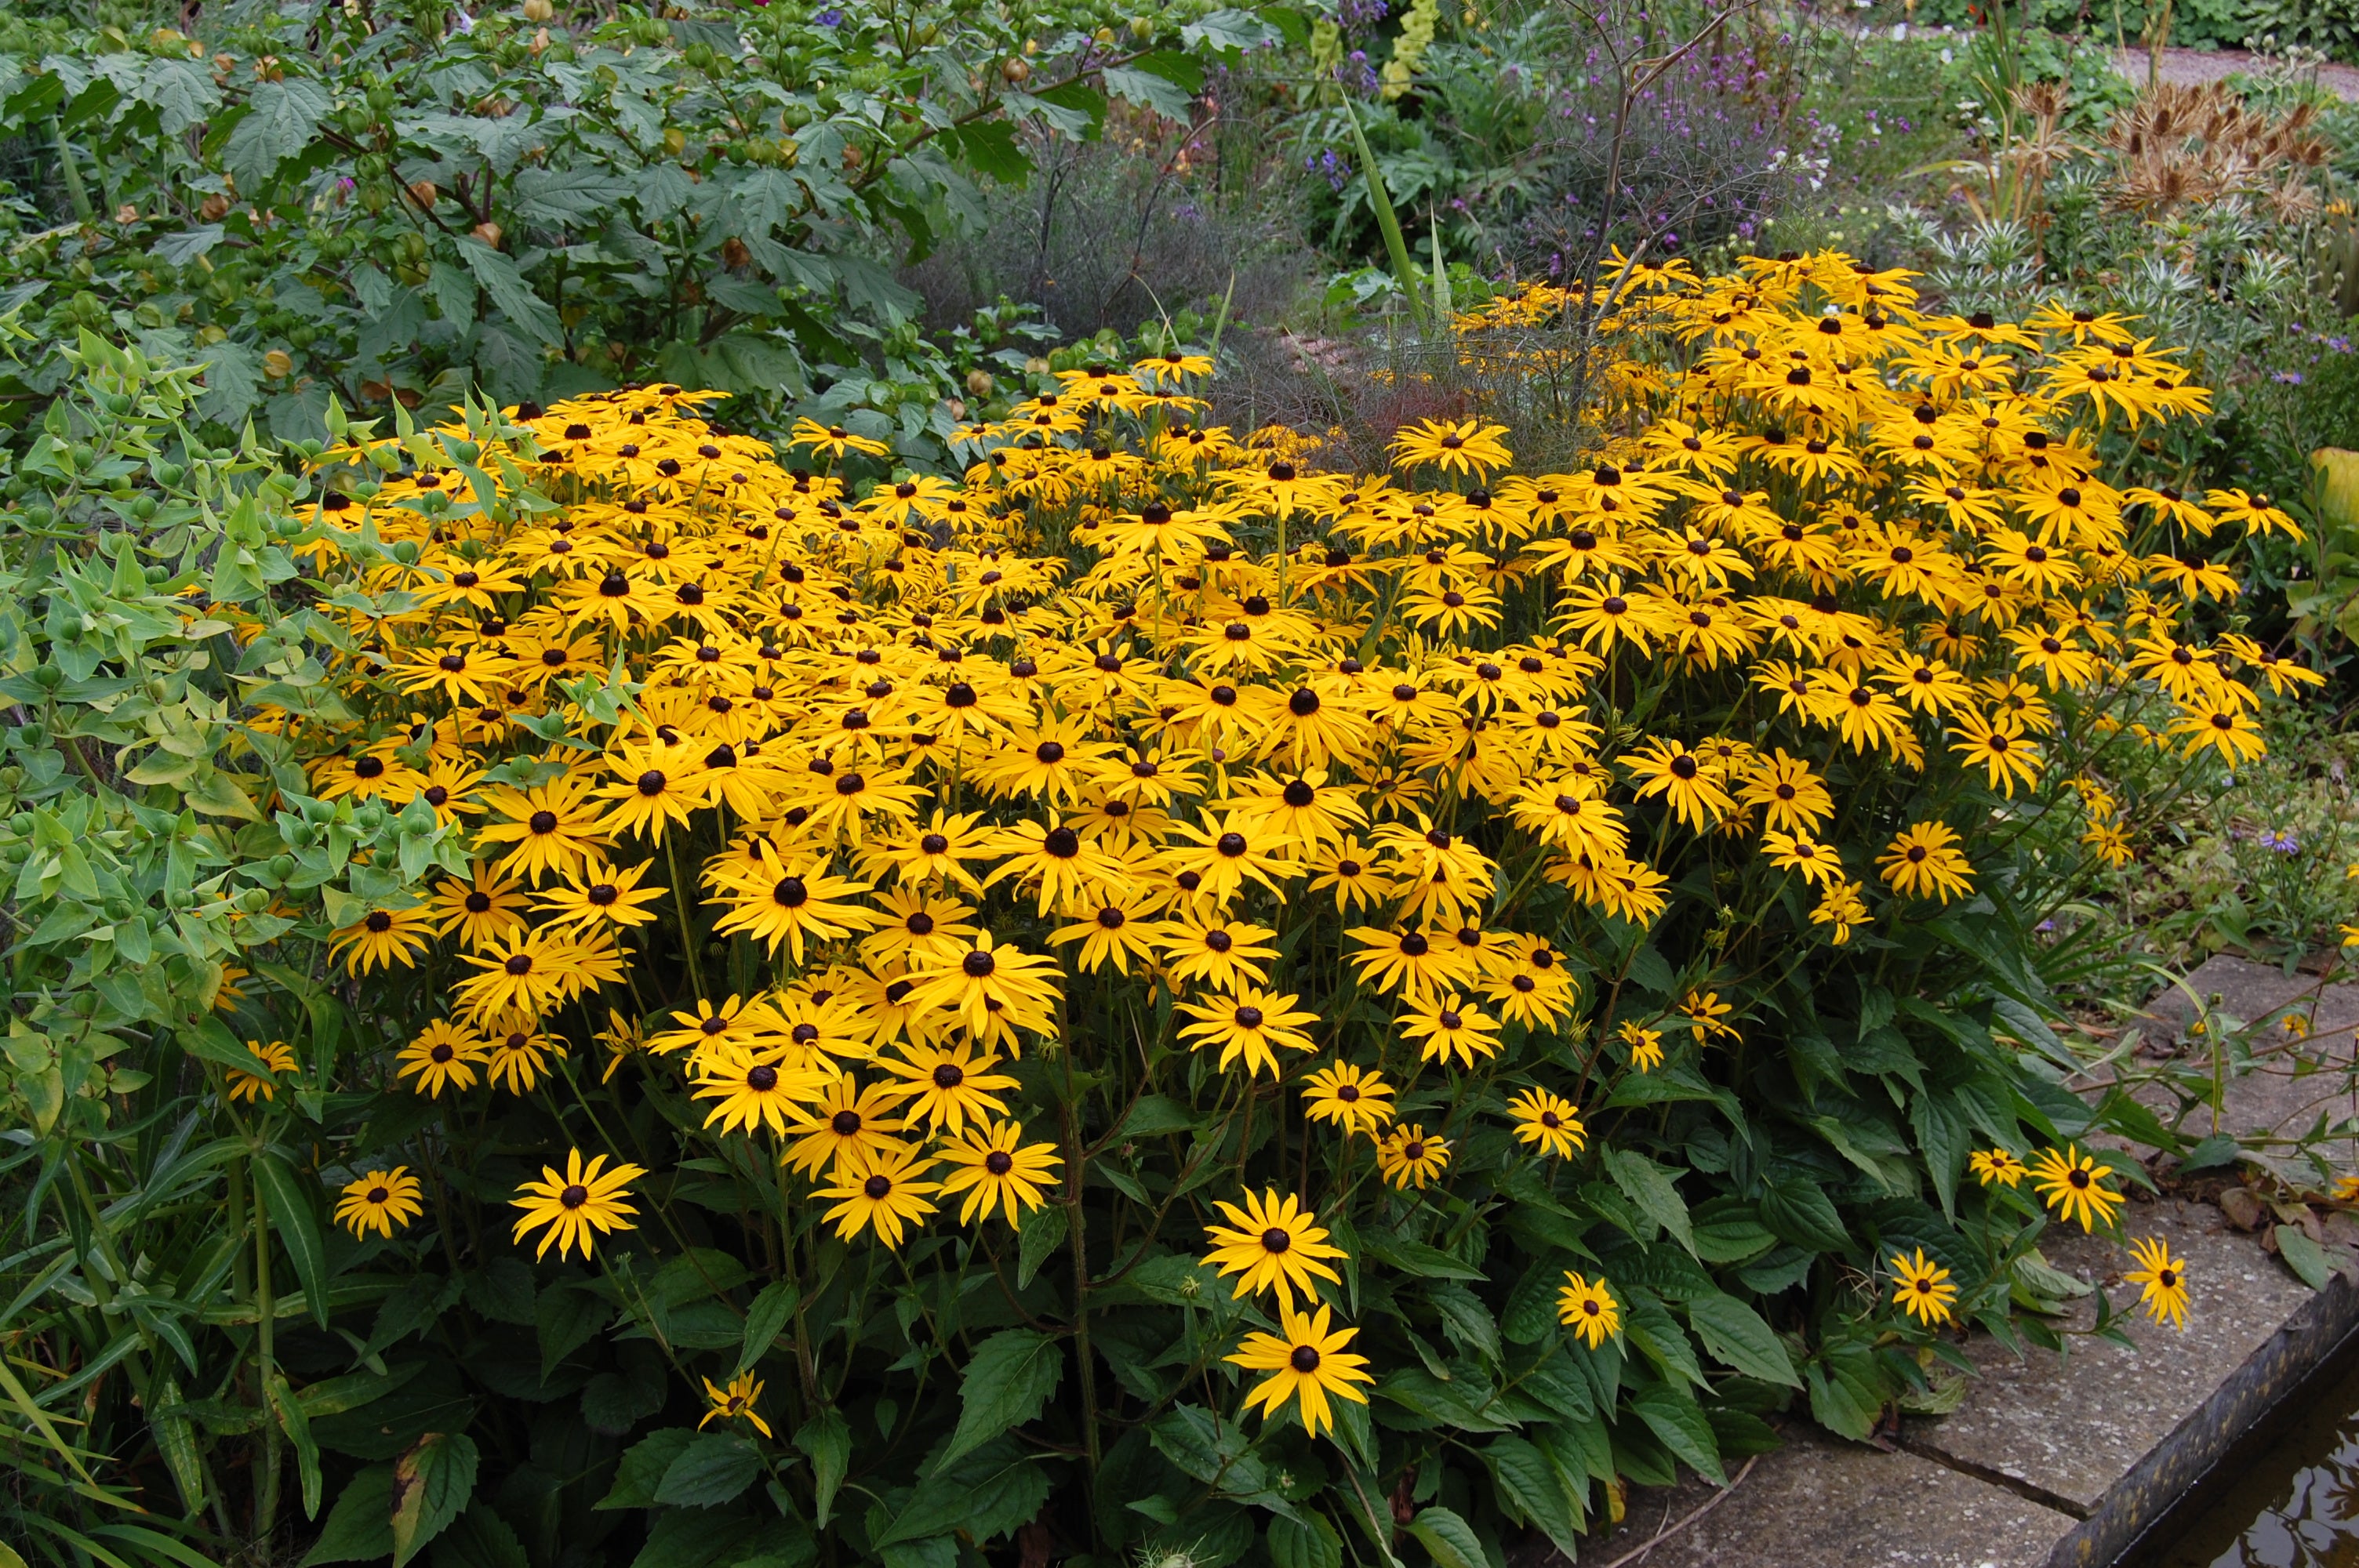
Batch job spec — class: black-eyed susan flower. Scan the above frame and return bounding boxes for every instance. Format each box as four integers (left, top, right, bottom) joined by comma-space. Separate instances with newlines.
509, 1149, 648, 1261
1399, 995, 1502, 1069
335, 1167, 424, 1240
816, 1142, 939, 1247
874, 1040, 1016, 1134
699, 1370, 772, 1438
1203, 1189, 1347, 1307
1617, 1021, 1665, 1072
1225, 1301, 1373, 1438
330, 906, 437, 975
1505, 1087, 1587, 1159
936, 1120, 1062, 1226
2030, 1145, 2124, 1232
1968, 1148, 2028, 1188
1888, 1249, 1957, 1326
2125, 1236, 2190, 1329
1300, 1061, 1395, 1137
1177, 987, 1320, 1080
1376, 1124, 1451, 1190
1556, 1272, 1621, 1348
398, 1020, 488, 1098
692, 1045, 831, 1138
1879, 821, 1976, 902
226, 1039, 298, 1104
429, 863, 533, 950
781, 1076, 908, 1178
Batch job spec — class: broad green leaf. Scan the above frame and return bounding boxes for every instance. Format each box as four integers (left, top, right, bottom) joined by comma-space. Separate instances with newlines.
1685, 1293, 1800, 1387
536, 1283, 613, 1381
253, 1151, 332, 1327
1484, 1436, 1579, 1555
794, 1409, 851, 1528
1404, 1507, 1484, 1568
267, 1373, 324, 1519
428, 1504, 530, 1568
1606, 1150, 1695, 1258
1760, 1177, 1848, 1252
595, 1429, 694, 1511
1630, 1382, 1725, 1483
737, 1279, 799, 1374
2276, 1225, 2332, 1290
653, 1432, 760, 1508
1358, 1232, 1485, 1282
390, 1432, 477, 1568
935, 1328, 1062, 1472
299, 1465, 394, 1566
1267, 1512, 1343, 1568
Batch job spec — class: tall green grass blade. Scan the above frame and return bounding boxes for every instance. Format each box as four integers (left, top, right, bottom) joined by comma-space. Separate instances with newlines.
1339, 96, 1423, 328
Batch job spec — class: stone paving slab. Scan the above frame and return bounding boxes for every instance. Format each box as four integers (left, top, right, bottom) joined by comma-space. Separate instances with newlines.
1567, 1423, 2076, 1568
1901, 1197, 2313, 1516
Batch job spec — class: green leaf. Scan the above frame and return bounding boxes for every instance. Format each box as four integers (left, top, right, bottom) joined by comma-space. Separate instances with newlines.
1630, 1383, 1725, 1484
1606, 1150, 1696, 1258
654, 1432, 760, 1508
1359, 1232, 1485, 1281
253, 1151, 333, 1327
536, 1282, 613, 1381
950, 122, 1030, 184
1404, 1507, 1484, 1568
390, 1432, 478, 1568
936, 1328, 1062, 1472
1267, 1512, 1343, 1568
456, 241, 564, 347
738, 1279, 799, 1374
1485, 1435, 1579, 1555
1685, 1294, 1800, 1387
1805, 1363, 1878, 1441
1016, 1203, 1067, 1292
1760, 1177, 1848, 1252
267, 1374, 325, 1519
793, 1409, 850, 1528
596, 1429, 694, 1510
222, 78, 329, 189
431, 1504, 530, 1568
2276, 1225, 2333, 1290
299, 1465, 394, 1566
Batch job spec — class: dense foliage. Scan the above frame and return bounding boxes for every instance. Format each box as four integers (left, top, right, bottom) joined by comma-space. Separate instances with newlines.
0, 255, 2301, 1566
0, 0, 1252, 459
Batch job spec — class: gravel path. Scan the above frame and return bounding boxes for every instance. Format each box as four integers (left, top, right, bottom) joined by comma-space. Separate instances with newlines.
2111, 45, 2359, 101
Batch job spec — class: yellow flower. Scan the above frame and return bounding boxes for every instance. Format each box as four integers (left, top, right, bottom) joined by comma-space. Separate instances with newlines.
1617, 1021, 1664, 1072
935, 1120, 1062, 1226
1556, 1272, 1620, 1348
816, 1141, 940, 1247
335, 1167, 425, 1240
1504, 1087, 1586, 1159
225, 1039, 298, 1104
1376, 1123, 1451, 1190
699, 1370, 772, 1438
1203, 1189, 1347, 1307
1389, 417, 1513, 477
1888, 1249, 1957, 1326
1301, 1061, 1395, 1137
2029, 1145, 2124, 1232
2124, 1236, 2190, 1330
1225, 1301, 1374, 1438
1879, 821, 1976, 902
509, 1149, 648, 1261
1968, 1148, 2027, 1188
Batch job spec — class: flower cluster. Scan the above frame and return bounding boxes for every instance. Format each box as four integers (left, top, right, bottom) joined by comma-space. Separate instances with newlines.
258, 249, 2292, 1447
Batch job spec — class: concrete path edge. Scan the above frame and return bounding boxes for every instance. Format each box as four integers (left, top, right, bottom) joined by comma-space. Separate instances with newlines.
2045, 1267, 2359, 1567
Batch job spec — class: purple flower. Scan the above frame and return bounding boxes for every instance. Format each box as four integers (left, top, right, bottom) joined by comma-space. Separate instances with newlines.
2259, 829, 2300, 854
815, 8, 843, 24
2273, 371, 2304, 384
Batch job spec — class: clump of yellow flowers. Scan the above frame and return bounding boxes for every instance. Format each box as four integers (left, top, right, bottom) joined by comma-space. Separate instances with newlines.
251, 249, 2284, 1515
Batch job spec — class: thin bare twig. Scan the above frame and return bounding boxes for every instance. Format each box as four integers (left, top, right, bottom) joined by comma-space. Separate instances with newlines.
1598, 1454, 1761, 1568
